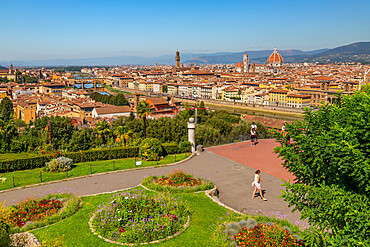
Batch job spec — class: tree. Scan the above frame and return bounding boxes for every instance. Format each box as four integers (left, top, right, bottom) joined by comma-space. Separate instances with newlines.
162, 85, 168, 93
15, 71, 22, 83
95, 120, 111, 145
0, 118, 17, 152
273, 88, 370, 246
136, 100, 152, 139
0, 97, 14, 122
114, 125, 132, 146
24, 116, 76, 151
68, 129, 93, 151
0, 76, 9, 83
22, 75, 38, 83
198, 101, 207, 119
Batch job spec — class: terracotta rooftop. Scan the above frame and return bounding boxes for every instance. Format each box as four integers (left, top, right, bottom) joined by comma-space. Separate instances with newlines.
95, 105, 132, 115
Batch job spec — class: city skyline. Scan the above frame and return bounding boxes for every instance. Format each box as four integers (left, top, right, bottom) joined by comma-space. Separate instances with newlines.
0, 0, 369, 61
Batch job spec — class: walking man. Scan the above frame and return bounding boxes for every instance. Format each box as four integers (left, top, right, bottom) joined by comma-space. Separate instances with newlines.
251, 122, 258, 142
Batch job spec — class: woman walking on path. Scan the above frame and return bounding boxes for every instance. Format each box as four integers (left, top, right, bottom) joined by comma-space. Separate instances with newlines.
281, 123, 286, 137
252, 170, 267, 201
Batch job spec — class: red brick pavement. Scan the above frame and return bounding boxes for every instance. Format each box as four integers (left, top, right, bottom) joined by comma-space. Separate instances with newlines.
207, 139, 295, 181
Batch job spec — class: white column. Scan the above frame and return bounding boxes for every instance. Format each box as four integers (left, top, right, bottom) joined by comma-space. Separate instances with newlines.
188, 117, 196, 152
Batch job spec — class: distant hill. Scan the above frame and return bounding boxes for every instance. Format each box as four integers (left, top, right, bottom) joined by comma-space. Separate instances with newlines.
185, 42, 370, 64
294, 42, 370, 63
186, 49, 312, 64
0, 66, 7, 70
0, 42, 368, 66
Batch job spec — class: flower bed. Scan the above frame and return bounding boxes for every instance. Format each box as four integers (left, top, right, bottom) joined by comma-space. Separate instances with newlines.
142, 170, 214, 193
235, 223, 305, 246
210, 212, 305, 247
0, 191, 81, 233
90, 189, 190, 244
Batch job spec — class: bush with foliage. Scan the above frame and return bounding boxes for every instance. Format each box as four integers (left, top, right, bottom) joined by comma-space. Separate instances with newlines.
178, 141, 192, 153
91, 188, 190, 244
0, 191, 81, 233
142, 170, 214, 193
273, 87, 370, 246
44, 157, 73, 172
0, 221, 10, 247
161, 142, 179, 155
139, 138, 162, 161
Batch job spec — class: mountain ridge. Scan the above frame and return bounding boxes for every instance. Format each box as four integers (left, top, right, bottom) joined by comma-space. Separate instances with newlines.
0, 42, 368, 67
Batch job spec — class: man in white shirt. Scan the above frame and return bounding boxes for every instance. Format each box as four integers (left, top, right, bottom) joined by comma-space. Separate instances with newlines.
250, 128, 257, 146
251, 122, 258, 142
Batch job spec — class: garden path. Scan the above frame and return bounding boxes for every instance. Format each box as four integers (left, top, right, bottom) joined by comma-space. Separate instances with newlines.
0, 139, 303, 224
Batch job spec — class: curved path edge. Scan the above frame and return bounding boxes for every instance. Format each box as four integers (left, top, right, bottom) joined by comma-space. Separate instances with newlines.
0, 153, 195, 195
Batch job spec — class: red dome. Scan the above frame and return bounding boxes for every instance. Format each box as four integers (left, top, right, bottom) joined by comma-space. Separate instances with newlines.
267, 47, 284, 64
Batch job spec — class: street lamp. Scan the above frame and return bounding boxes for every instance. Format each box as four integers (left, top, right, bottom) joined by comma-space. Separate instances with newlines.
359, 69, 370, 91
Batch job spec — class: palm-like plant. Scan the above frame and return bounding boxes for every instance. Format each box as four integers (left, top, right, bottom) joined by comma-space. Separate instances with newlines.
136, 100, 152, 139
95, 120, 111, 145
114, 125, 132, 146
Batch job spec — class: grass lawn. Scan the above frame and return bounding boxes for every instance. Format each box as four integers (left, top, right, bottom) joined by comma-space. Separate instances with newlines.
104, 85, 132, 94
32, 187, 230, 246
0, 153, 188, 191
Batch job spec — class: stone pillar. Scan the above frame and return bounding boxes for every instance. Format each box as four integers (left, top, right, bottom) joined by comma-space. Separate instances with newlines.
188, 117, 196, 152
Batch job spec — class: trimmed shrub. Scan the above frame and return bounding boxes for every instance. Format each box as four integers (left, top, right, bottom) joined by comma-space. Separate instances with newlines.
139, 138, 162, 161
0, 221, 10, 247
0, 146, 139, 173
178, 141, 192, 153
162, 142, 179, 155
0, 142, 184, 173
0, 154, 53, 173
44, 157, 73, 172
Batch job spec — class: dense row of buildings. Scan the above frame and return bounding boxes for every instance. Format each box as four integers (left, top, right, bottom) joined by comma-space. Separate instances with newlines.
1, 48, 369, 126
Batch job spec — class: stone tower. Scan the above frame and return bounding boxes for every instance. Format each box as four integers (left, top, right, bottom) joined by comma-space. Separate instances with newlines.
243, 54, 249, 73
175, 51, 180, 68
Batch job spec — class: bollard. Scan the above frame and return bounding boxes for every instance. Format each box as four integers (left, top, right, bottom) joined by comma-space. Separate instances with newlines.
90, 164, 92, 174
175, 152, 176, 162
135, 157, 137, 166
66, 170, 68, 178
13, 177, 15, 187
156, 156, 158, 166
40, 172, 42, 183
113, 161, 115, 171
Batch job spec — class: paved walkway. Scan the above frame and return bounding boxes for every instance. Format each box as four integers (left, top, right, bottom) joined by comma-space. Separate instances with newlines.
0, 140, 301, 224
208, 139, 295, 181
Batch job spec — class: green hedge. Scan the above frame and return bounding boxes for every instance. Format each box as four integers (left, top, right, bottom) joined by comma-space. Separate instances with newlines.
162, 143, 179, 155
0, 154, 54, 173
0, 143, 181, 173
0, 146, 138, 173
64, 146, 139, 164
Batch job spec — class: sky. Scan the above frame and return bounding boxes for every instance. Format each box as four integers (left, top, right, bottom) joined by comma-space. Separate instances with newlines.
0, 0, 369, 60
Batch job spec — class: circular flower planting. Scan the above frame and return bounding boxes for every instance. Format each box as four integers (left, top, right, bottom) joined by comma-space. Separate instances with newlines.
235, 223, 305, 247
90, 189, 190, 245
142, 170, 214, 193
0, 191, 81, 233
